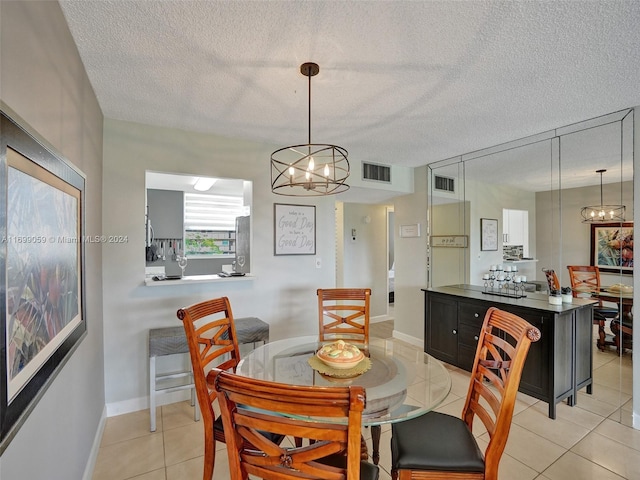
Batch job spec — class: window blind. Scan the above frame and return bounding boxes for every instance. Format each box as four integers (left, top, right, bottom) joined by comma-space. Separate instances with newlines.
184, 192, 244, 231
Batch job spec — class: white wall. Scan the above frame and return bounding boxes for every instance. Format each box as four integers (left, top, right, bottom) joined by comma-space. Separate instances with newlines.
392, 166, 429, 345
342, 203, 390, 317
0, 1, 105, 478
102, 118, 342, 411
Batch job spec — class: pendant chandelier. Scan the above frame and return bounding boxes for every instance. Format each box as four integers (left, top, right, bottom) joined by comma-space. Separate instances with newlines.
580, 169, 626, 223
271, 62, 350, 196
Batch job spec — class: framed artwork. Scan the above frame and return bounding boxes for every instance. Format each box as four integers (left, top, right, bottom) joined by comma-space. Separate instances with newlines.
431, 235, 468, 248
0, 111, 86, 453
274, 203, 316, 255
480, 218, 498, 251
399, 223, 421, 238
590, 222, 633, 274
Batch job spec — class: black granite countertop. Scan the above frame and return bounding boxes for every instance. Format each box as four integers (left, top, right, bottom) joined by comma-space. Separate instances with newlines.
422, 284, 596, 314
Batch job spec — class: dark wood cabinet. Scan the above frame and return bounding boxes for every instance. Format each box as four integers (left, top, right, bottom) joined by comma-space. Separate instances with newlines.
425, 294, 458, 365
423, 286, 595, 419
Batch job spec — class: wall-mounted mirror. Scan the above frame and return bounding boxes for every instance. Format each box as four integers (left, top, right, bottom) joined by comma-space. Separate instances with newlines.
145, 171, 252, 278
427, 109, 634, 425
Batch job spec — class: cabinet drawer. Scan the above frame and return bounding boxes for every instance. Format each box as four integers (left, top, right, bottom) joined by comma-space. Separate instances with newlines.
458, 323, 482, 348
458, 302, 488, 326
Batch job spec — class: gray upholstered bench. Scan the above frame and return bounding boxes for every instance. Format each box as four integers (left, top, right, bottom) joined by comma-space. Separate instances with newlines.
148, 326, 199, 432
148, 317, 269, 431
235, 316, 270, 346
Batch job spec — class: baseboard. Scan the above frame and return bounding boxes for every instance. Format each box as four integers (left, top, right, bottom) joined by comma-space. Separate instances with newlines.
82, 405, 107, 480
106, 389, 191, 417
392, 329, 422, 348
370, 314, 393, 323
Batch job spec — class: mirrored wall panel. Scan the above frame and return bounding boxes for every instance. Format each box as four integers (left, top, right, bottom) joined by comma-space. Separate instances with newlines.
427, 109, 633, 424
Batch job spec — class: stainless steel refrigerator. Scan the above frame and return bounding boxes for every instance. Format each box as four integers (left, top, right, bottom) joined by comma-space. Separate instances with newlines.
235, 215, 250, 273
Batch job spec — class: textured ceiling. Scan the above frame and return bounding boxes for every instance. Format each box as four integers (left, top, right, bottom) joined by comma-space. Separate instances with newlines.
58, 1, 640, 199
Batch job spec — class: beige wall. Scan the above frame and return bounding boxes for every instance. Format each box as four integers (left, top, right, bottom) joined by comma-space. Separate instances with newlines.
392, 166, 429, 344
342, 202, 390, 316
430, 201, 470, 287
102, 118, 340, 411
0, 1, 104, 478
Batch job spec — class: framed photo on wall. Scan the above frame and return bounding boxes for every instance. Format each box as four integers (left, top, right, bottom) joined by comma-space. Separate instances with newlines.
274, 203, 316, 255
0, 111, 87, 453
590, 222, 633, 274
480, 218, 498, 251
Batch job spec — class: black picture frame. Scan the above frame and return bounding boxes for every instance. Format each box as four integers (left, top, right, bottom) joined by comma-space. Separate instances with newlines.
274, 203, 316, 255
0, 111, 87, 453
590, 222, 633, 274
480, 218, 498, 251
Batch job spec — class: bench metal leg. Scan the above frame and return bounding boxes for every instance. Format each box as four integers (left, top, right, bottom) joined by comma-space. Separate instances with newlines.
150, 355, 157, 432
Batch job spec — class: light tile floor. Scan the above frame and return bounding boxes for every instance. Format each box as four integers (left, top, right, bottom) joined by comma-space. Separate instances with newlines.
93, 321, 637, 480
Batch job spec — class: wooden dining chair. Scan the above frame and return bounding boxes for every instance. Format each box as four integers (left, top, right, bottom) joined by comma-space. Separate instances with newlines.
177, 297, 282, 480
566, 265, 619, 350
210, 368, 379, 480
317, 288, 371, 343
390, 307, 541, 480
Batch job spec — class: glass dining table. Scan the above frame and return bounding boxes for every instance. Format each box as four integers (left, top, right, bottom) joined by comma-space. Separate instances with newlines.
236, 335, 452, 464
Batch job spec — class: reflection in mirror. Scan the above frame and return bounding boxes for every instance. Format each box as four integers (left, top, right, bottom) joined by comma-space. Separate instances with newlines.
145, 171, 252, 277
427, 109, 633, 425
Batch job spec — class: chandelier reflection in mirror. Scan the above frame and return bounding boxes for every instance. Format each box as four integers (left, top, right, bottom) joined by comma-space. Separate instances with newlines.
271, 63, 350, 196
581, 169, 626, 223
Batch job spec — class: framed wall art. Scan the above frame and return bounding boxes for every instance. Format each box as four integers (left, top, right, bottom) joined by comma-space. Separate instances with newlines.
480, 218, 498, 251
399, 223, 421, 238
0, 111, 86, 452
431, 235, 468, 248
590, 222, 633, 274
274, 203, 316, 255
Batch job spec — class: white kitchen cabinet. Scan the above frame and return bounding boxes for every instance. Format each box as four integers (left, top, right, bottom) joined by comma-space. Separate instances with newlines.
503, 209, 528, 253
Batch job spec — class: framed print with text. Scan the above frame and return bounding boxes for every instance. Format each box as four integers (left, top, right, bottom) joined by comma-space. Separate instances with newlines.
274, 203, 316, 255
481, 218, 498, 251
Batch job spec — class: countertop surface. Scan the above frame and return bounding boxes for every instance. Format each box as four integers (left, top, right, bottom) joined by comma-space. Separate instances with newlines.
144, 273, 254, 286
423, 284, 596, 313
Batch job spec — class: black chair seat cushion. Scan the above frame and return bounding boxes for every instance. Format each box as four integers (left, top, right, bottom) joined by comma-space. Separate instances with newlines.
594, 307, 619, 321
213, 415, 285, 446
611, 318, 633, 329
391, 411, 484, 473
319, 453, 380, 480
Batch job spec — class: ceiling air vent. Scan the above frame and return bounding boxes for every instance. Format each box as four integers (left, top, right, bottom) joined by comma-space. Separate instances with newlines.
362, 162, 391, 183
434, 175, 455, 193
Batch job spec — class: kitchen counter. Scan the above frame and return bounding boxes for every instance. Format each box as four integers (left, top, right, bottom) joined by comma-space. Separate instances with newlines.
502, 258, 539, 264
429, 284, 594, 311
144, 273, 255, 286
